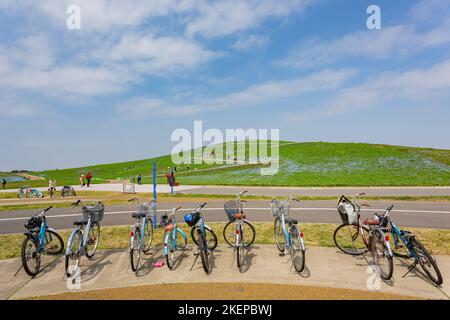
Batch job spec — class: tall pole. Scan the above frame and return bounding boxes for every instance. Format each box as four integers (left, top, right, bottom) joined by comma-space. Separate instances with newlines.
152, 161, 157, 228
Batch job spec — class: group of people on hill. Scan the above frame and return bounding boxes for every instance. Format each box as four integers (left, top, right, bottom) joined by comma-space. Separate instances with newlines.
80, 172, 93, 187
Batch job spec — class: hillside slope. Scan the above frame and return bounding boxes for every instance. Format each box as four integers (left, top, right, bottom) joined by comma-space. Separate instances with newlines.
20, 142, 450, 187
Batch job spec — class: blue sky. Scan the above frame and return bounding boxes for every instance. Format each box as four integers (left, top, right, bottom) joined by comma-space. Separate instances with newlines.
1, 0, 450, 171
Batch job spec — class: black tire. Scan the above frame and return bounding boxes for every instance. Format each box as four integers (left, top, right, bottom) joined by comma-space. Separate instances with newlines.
143, 219, 154, 254
333, 224, 368, 255
411, 239, 443, 286
191, 225, 217, 250
45, 230, 64, 255
86, 222, 100, 258
236, 225, 245, 269
274, 216, 286, 253
372, 229, 394, 280
224, 220, 256, 248
130, 226, 140, 272
21, 237, 41, 277
290, 227, 305, 273
198, 231, 210, 274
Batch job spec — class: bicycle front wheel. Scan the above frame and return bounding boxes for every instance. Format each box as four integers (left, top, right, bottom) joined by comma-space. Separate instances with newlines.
371, 229, 393, 280
65, 230, 82, 277
21, 236, 41, 277
236, 226, 245, 269
274, 216, 286, 253
198, 231, 211, 274
130, 226, 141, 272
45, 230, 64, 255
411, 239, 443, 286
333, 224, 368, 255
142, 218, 154, 254
86, 222, 100, 258
290, 227, 305, 273
192, 225, 217, 250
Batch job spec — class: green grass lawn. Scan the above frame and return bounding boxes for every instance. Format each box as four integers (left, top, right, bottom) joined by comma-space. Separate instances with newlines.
4, 141, 450, 188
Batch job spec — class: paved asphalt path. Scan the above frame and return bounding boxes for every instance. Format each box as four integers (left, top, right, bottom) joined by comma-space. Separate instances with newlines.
1, 200, 450, 234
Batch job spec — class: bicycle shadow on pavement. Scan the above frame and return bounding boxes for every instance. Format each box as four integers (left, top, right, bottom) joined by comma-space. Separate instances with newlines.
393, 256, 441, 288
77, 250, 113, 283
359, 255, 395, 287
132, 246, 165, 277
238, 246, 257, 273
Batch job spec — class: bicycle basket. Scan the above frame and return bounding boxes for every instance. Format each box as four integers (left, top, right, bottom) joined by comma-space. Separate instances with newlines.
337, 196, 356, 225
25, 216, 42, 230
184, 212, 200, 227
224, 200, 239, 222
271, 200, 280, 217
82, 202, 105, 222
138, 203, 149, 215
160, 213, 172, 227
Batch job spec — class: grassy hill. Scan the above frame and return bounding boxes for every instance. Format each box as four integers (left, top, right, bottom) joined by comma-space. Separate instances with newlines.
5, 141, 450, 188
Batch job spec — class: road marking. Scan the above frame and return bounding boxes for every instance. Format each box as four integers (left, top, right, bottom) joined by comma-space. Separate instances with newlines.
1, 207, 449, 223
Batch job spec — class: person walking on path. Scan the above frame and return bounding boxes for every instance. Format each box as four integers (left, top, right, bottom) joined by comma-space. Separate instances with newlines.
48, 179, 56, 198
80, 174, 85, 187
1, 178, 6, 189
137, 174, 142, 185
86, 172, 93, 187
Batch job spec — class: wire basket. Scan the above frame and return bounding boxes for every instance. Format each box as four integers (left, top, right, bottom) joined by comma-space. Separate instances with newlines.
224, 200, 239, 222
271, 200, 290, 217
82, 202, 105, 222
138, 203, 149, 215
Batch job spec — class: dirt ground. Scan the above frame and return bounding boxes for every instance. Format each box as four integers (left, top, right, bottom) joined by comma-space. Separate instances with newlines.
31, 282, 417, 300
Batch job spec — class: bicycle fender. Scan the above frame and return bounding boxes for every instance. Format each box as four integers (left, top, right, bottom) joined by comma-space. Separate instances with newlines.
163, 232, 171, 255
378, 229, 393, 257
46, 227, 59, 234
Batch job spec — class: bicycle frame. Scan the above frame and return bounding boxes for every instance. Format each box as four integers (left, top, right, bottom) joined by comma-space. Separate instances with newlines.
65, 213, 93, 256
278, 202, 305, 252
163, 211, 187, 256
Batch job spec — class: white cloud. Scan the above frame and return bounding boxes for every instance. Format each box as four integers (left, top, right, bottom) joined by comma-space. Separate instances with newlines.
285, 59, 450, 121
233, 34, 268, 50
185, 0, 314, 38
117, 68, 356, 117
280, 19, 450, 69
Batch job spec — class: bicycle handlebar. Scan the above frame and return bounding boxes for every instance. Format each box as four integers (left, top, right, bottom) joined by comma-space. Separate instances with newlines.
70, 200, 81, 207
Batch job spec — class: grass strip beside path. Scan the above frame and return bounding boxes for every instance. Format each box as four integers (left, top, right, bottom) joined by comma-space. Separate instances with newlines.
1, 223, 449, 260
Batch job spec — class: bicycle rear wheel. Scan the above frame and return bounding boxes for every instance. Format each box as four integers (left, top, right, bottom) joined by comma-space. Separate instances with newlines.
130, 226, 141, 272
411, 239, 443, 286
371, 229, 393, 280
290, 227, 305, 273
143, 218, 154, 254
45, 230, 64, 255
86, 222, 100, 258
165, 231, 187, 270
333, 224, 368, 255
21, 236, 41, 277
274, 216, 286, 253
224, 220, 255, 248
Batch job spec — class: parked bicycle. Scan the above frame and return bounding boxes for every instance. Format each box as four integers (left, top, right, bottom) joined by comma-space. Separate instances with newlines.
223, 191, 256, 270
21, 206, 64, 276
65, 200, 104, 277
375, 205, 443, 285
128, 197, 155, 272
184, 203, 217, 273
161, 206, 188, 269
271, 197, 306, 272
61, 185, 76, 197
17, 186, 44, 199
333, 193, 394, 280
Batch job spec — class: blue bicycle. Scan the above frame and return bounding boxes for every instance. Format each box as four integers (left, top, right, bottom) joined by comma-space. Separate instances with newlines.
271, 197, 306, 273
161, 206, 188, 269
374, 205, 443, 286
21, 206, 64, 276
65, 200, 104, 277
184, 203, 217, 274
128, 197, 155, 272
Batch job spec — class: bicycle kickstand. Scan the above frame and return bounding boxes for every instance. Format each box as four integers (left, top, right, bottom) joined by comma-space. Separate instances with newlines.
402, 260, 418, 278
13, 265, 23, 277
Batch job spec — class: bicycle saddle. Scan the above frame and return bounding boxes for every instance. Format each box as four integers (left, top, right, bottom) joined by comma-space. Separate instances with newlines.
165, 223, 175, 231
233, 213, 246, 219
73, 220, 88, 226
363, 218, 380, 226
132, 212, 146, 218
285, 218, 298, 225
